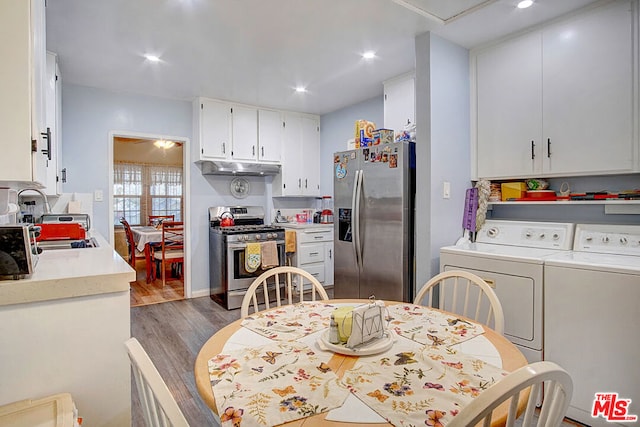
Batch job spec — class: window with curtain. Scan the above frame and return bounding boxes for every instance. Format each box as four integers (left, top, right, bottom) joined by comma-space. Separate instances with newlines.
114, 162, 183, 226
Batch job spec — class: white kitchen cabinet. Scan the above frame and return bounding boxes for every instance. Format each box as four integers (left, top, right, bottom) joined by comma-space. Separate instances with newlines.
273, 112, 320, 196
473, 0, 635, 179
0, 0, 49, 187
257, 109, 282, 163
286, 226, 333, 289
197, 98, 231, 160
384, 72, 415, 136
230, 105, 258, 161
42, 52, 63, 195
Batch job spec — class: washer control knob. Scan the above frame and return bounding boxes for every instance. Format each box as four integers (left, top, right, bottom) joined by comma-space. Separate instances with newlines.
620, 237, 628, 245
602, 236, 610, 243
487, 228, 499, 238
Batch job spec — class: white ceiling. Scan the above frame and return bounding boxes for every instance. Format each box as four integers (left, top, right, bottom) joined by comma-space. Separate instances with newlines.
46, 0, 600, 116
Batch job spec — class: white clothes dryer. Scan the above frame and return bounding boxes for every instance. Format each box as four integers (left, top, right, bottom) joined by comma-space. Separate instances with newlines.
544, 223, 640, 427
440, 220, 575, 363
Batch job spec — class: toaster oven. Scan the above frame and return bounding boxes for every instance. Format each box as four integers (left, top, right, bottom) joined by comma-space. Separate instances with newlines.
0, 224, 39, 280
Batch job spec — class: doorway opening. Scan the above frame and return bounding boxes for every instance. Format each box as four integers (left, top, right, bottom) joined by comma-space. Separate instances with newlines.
109, 132, 190, 307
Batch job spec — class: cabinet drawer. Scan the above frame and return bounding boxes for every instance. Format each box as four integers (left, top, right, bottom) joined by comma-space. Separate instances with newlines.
301, 264, 325, 285
298, 229, 333, 244
299, 244, 325, 264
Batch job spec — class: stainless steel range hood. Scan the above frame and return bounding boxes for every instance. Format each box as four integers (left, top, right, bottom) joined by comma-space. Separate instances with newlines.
196, 160, 281, 176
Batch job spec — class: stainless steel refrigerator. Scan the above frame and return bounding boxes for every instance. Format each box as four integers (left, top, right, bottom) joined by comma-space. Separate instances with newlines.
333, 141, 415, 301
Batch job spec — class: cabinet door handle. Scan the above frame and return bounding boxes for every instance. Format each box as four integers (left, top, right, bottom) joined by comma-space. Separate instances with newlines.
261, 147, 264, 157
298, 178, 301, 188
329, 249, 332, 259
222, 142, 226, 154
305, 179, 308, 189
309, 252, 319, 256
531, 140, 535, 160
547, 138, 551, 158
41, 127, 51, 160
61, 168, 67, 183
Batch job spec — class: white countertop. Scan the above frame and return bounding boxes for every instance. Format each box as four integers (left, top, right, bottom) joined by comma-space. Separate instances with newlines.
278, 222, 333, 230
0, 232, 135, 306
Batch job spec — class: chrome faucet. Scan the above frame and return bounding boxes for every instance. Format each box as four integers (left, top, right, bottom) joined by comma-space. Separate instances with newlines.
18, 188, 52, 215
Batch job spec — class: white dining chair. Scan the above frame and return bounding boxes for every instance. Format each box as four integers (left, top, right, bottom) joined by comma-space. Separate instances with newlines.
240, 266, 329, 318
125, 337, 191, 427
413, 270, 505, 335
450, 361, 573, 427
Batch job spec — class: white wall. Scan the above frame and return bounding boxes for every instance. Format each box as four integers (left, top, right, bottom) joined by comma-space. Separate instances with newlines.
319, 97, 383, 196
415, 33, 471, 286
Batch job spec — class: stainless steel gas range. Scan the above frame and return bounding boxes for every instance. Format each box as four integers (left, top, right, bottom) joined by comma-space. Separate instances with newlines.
209, 206, 285, 309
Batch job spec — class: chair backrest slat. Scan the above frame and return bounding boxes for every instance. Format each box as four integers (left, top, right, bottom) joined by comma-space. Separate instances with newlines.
240, 266, 329, 318
414, 270, 505, 335
449, 361, 572, 427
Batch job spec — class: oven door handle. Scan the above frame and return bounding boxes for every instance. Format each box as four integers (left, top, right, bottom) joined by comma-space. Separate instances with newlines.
227, 240, 285, 250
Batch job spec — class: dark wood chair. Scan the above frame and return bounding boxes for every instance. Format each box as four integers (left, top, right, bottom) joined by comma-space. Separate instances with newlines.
119, 217, 145, 268
148, 215, 175, 226
151, 221, 184, 287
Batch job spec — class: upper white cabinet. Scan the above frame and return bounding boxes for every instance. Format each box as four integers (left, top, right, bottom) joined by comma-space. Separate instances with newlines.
43, 52, 63, 195
273, 112, 320, 196
473, 0, 635, 179
197, 98, 231, 160
257, 109, 282, 163
0, 0, 49, 187
384, 73, 415, 135
195, 98, 283, 164
230, 105, 258, 161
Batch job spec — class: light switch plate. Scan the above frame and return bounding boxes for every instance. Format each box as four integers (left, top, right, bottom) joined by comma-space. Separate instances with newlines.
443, 181, 451, 199
94, 190, 103, 202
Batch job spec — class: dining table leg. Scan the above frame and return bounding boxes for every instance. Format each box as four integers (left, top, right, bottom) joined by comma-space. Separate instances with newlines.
144, 243, 153, 283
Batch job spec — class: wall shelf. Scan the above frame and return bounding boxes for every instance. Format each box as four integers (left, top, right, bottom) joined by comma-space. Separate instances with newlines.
488, 200, 640, 215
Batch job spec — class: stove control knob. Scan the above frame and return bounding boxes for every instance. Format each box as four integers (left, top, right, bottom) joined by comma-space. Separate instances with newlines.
255, 234, 262, 240
487, 228, 499, 238
602, 236, 610, 244
244, 235, 250, 241
265, 233, 272, 239
620, 237, 628, 245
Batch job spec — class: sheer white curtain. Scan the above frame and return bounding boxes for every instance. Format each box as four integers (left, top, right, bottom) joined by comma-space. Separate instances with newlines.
114, 163, 183, 225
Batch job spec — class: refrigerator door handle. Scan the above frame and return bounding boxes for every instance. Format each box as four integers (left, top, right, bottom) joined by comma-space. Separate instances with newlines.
354, 169, 363, 270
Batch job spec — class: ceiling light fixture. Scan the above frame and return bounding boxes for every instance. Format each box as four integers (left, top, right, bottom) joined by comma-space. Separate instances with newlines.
362, 51, 376, 59
154, 139, 175, 149
517, 0, 533, 9
295, 86, 307, 93
144, 54, 161, 62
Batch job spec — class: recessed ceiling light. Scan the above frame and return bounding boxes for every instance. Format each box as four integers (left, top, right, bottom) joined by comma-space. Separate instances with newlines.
144, 54, 161, 62
295, 86, 307, 93
362, 51, 376, 59
517, 0, 533, 9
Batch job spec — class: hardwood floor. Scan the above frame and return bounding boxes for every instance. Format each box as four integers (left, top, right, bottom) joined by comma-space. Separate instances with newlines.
130, 296, 588, 427
129, 259, 184, 307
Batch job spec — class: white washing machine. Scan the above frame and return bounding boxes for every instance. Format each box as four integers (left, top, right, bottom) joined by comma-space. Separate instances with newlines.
440, 220, 575, 363
545, 223, 640, 427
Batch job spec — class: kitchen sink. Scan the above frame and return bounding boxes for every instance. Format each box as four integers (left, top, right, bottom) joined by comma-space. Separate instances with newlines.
38, 237, 99, 251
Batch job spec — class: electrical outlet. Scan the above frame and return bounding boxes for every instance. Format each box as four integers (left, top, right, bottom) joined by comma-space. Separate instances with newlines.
443, 181, 451, 199
94, 190, 103, 202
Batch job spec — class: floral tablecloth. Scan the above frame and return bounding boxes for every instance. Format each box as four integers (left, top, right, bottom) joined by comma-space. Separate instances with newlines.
386, 303, 485, 347
209, 341, 349, 427
341, 344, 508, 427
241, 301, 339, 341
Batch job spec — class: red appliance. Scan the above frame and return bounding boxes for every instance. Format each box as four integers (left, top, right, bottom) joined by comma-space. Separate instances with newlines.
36, 223, 86, 241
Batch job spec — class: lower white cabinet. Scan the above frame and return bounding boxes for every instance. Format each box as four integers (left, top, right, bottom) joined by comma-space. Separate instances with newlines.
286, 226, 334, 289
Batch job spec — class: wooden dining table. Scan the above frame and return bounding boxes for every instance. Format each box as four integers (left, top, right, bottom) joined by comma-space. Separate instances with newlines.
194, 299, 528, 427
130, 226, 162, 283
